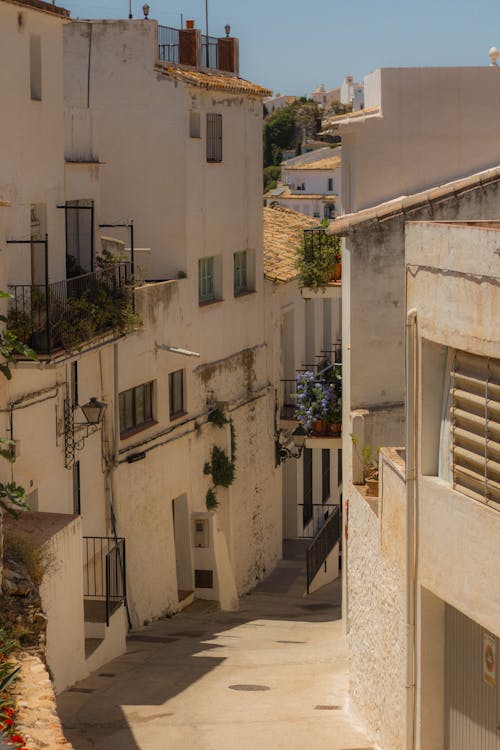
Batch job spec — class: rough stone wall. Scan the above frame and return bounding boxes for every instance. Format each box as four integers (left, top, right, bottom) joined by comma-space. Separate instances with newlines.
347, 485, 406, 750
12, 652, 73, 750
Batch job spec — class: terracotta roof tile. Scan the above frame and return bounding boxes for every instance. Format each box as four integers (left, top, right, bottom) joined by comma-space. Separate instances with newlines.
263, 204, 320, 283
158, 64, 271, 97
285, 154, 341, 171
264, 187, 337, 201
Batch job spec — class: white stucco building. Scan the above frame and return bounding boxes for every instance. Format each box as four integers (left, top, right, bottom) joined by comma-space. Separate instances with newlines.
264, 204, 342, 591
1, 7, 282, 695
324, 63, 500, 750
311, 83, 340, 111
264, 147, 341, 219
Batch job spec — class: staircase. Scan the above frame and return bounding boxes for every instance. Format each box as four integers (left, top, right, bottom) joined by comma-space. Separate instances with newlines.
305, 506, 341, 594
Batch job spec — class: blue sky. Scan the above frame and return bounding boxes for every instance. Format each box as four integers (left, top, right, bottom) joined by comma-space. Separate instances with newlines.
67, 0, 500, 95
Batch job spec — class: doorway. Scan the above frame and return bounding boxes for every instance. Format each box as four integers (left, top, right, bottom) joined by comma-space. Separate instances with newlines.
172, 494, 194, 599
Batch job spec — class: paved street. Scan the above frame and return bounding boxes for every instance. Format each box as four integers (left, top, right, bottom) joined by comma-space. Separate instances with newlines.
57, 542, 376, 750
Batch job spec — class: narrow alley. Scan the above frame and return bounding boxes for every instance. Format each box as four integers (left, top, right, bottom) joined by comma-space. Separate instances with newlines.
57, 543, 375, 750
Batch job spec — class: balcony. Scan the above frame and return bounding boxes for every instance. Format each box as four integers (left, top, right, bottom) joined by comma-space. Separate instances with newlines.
298, 228, 341, 299
7, 262, 132, 356
280, 359, 342, 445
157, 25, 236, 73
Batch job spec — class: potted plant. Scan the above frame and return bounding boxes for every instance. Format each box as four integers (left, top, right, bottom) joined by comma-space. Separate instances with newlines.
296, 370, 338, 434
351, 435, 379, 495
296, 229, 342, 292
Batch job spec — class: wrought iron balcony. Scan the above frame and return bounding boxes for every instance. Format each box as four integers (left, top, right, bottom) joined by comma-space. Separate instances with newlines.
7, 262, 132, 355
157, 26, 219, 69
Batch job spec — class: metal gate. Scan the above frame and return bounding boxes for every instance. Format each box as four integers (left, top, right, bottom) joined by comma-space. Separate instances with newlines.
445, 603, 500, 749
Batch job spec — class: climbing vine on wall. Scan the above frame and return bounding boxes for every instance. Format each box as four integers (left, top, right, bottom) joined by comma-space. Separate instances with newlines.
204, 413, 237, 511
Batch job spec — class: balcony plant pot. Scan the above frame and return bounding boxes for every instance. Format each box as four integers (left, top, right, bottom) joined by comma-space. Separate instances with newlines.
365, 478, 379, 497
331, 262, 341, 282
312, 419, 327, 435
329, 421, 342, 436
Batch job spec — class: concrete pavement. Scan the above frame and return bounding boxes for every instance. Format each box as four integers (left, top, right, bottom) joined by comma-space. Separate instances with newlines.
57, 541, 377, 750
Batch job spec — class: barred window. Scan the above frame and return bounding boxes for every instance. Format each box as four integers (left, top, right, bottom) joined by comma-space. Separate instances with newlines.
451, 350, 500, 507
206, 113, 222, 162
198, 256, 215, 303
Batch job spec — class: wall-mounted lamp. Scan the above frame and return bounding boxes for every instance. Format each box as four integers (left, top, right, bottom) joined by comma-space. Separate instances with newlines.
142, 3, 150, 19
64, 394, 107, 469
224, 23, 231, 37
275, 425, 306, 465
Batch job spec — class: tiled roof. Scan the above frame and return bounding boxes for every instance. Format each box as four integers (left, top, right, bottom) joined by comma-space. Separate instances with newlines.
264, 187, 337, 201
327, 164, 500, 236
263, 204, 320, 283
284, 154, 341, 171
320, 106, 381, 133
2, 0, 69, 17
158, 64, 271, 97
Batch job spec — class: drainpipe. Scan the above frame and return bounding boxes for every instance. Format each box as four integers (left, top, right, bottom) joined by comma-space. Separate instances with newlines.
405, 308, 417, 750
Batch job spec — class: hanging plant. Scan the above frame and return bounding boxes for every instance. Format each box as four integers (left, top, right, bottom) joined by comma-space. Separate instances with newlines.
206, 487, 219, 511
207, 408, 228, 427
205, 446, 235, 488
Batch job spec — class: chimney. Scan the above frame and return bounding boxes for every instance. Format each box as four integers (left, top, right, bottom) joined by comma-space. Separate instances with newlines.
217, 36, 239, 75
179, 23, 201, 67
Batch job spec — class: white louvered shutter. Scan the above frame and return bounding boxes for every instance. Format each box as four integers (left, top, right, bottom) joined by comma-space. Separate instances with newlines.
452, 350, 500, 508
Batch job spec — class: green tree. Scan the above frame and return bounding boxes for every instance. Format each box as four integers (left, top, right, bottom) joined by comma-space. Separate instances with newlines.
266, 107, 295, 150
263, 124, 273, 168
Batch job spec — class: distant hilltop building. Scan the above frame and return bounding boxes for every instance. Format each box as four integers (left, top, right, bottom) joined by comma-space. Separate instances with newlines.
311, 83, 340, 110
264, 93, 298, 113
313, 76, 364, 112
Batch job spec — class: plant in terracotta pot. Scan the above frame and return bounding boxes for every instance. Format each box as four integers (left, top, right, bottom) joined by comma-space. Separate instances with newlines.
296, 370, 337, 434
351, 435, 379, 495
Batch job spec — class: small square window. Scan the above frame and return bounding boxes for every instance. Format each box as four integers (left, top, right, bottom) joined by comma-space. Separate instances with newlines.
199, 256, 216, 303
119, 382, 154, 436
189, 111, 201, 138
169, 369, 185, 419
206, 113, 222, 162
234, 250, 248, 295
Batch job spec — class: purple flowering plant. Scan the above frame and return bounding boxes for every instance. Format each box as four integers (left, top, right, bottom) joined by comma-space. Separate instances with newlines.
295, 364, 342, 431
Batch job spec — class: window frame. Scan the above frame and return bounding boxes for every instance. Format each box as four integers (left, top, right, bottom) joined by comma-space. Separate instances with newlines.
198, 256, 217, 304
119, 381, 155, 437
169, 369, 185, 420
233, 250, 249, 296
206, 113, 222, 163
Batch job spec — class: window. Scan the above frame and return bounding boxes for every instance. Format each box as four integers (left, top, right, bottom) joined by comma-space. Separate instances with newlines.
303, 448, 313, 525
119, 382, 154, 436
199, 256, 216, 303
234, 250, 248, 295
73, 461, 81, 515
322, 449, 331, 502
189, 111, 201, 138
450, 350, 500, 507
30, 34, 42, 100
169, 369, 185, 419
206, 113, 222, 162
328, 178, 334, 192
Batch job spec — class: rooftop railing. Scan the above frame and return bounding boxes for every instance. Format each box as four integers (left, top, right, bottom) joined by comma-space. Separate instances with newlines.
158, 25, 179, 63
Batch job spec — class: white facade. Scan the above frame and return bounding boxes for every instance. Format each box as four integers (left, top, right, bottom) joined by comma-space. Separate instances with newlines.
340, 75, 364, 111
0, 9, 281, 695
264, 94, 298, 113
326, 67, 500, 213
264, 148, 342, 220
311, 84, 340, 110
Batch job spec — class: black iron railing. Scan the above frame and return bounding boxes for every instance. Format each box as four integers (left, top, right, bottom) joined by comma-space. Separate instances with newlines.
158, 25, 180, 63
298, 503, 337, 538
201, 34, 218, 68
306, 505, 340, 594
83, 536, 127, 627
8, 262, 131, 355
